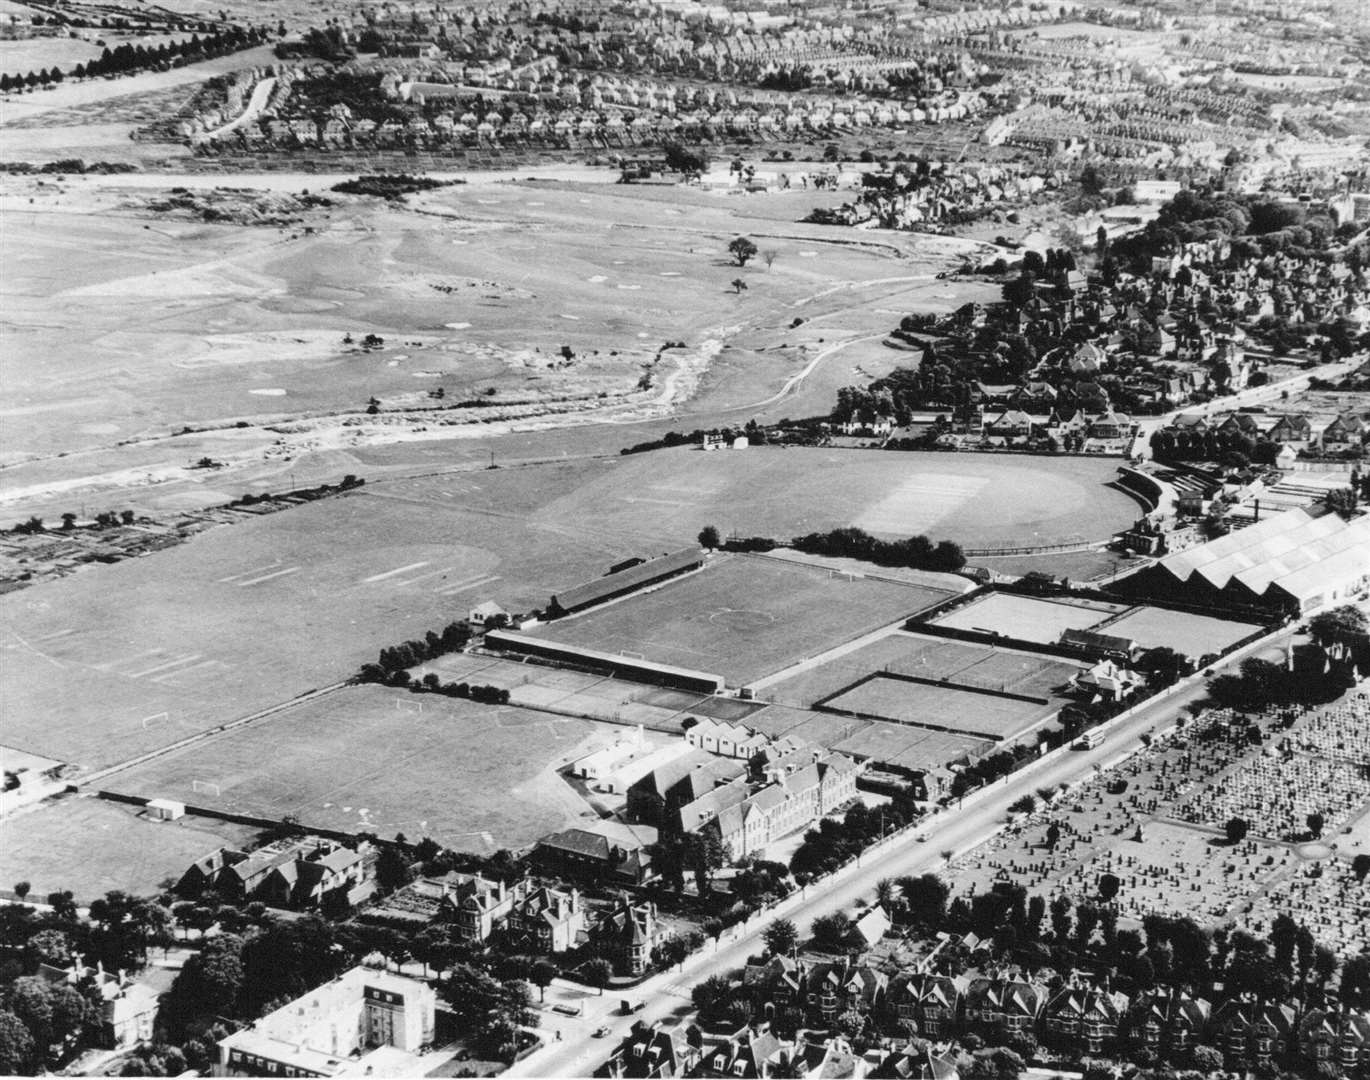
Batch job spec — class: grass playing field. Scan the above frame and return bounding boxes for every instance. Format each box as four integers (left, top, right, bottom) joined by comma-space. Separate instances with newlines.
0, 794, 260, 903
104, 685, 641, 853
523, 447, 1139, 549
824, 675, 1053, 741
931, 593, 1128, 645
1099, 606, 1262, 658
526, 554, 952, 685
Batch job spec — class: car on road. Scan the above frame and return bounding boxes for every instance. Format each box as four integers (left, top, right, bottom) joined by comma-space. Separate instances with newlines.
593, 1026, 611, 1038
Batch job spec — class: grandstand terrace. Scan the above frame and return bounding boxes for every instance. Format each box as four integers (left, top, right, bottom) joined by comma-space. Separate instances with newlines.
546, 547, 704, 617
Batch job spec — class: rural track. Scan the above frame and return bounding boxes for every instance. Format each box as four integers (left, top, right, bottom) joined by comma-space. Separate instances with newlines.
73, 680, 351, 793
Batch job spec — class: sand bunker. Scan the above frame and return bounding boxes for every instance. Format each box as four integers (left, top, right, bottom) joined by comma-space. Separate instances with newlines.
249, 388, 286, 396
445, 322, 472, 330
588, 275, 607, 283
617, 284, 641, 290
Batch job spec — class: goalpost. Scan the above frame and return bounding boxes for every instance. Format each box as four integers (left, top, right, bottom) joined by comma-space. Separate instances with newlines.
191, 780, 221, 798
141, 712, 169, 729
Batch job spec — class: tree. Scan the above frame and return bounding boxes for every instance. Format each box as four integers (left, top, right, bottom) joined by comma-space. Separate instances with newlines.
761, 248, 779, 269
663, 142, 708, 179
12, 882, 28, 900
375, 845, 414, 892
728, 236, 758, 266
1324, 487, 1358, 519
1191, 1045, 1224, 1073
163, 934, 244, 1032
1353, 853, 1370, 882
0, 1011, 34, 1076
1306, 812, 1325, 838
1308, 606, 1369, 658
764, 919, 799, 958
1225, 817, 1249, 845
582, 957, 613, 990
732, 277, 748, 294
899, 873, 950, 926
810, 912, 853, 950
697, 525, 721, 551
1098, 873, 1120, 902
529, 959, 558, 1002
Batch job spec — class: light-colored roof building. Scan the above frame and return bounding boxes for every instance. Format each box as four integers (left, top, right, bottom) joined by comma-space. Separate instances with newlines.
218, 964, 436, 1077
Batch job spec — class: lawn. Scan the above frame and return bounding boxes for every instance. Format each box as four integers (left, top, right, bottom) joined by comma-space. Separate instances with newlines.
0, 794, 260, 903
764, 630, 1081, 709
931, 592, 1127, 645
526, 554, 949, 685
824, 675, 1052, 741
0, 492, 632, 771
1101, 606, 1263, 658
526, 447, 1140, 550
103, 686, 628, 853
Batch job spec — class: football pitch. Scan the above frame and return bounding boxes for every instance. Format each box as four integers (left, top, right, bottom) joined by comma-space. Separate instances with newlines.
103, 686, 634, 853
526, 555, 954, 685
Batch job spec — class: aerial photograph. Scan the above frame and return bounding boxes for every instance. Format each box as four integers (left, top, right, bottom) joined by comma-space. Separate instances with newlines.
1, 0, 1368, 1076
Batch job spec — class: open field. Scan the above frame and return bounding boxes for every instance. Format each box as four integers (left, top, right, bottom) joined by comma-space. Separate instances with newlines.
824, 674, 1057, 741
523, 447, 1139, 549
931, 592, 1127, 644
0, 490, 631, 770
0, 793, 260, 902
103, 685, 635, 853
1101, 606, 1263, 657
0, 446, 1123, 773
526, 555, 948, 685
0, 176, 925, 469
764, 630, 1084, 714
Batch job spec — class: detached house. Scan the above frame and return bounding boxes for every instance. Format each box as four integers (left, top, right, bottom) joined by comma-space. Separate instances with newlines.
438, 873, 527, 942
590, 898, 662, 976
509, 885, 585, 953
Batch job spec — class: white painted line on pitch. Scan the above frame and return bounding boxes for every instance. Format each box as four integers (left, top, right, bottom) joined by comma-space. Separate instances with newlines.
152, 659, 221, 684
238, 566, 302, 587
396, 566, 456, 586
127, 654, 202, 679
429, 571, 491, 595
217, 563, 281, 583
362, 561, 430, 584
435, 574, 501, 597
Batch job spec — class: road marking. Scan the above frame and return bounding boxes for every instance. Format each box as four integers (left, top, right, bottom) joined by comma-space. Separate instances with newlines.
127, 654, 202, 679
362, 561, 430, 583
237, 566, 301, 587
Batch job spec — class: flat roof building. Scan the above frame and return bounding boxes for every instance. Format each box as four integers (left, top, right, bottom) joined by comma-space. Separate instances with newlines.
217, 964, 436, 1077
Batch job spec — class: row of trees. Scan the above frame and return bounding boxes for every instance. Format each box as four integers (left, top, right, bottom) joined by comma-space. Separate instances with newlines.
791, 525, 967, 572
789, 798, 922, 881
357, 620, 472, 683
1, 27, 267, 92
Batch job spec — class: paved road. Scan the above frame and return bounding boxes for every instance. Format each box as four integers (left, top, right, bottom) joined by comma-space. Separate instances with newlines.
506, 628, 1290, 1079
